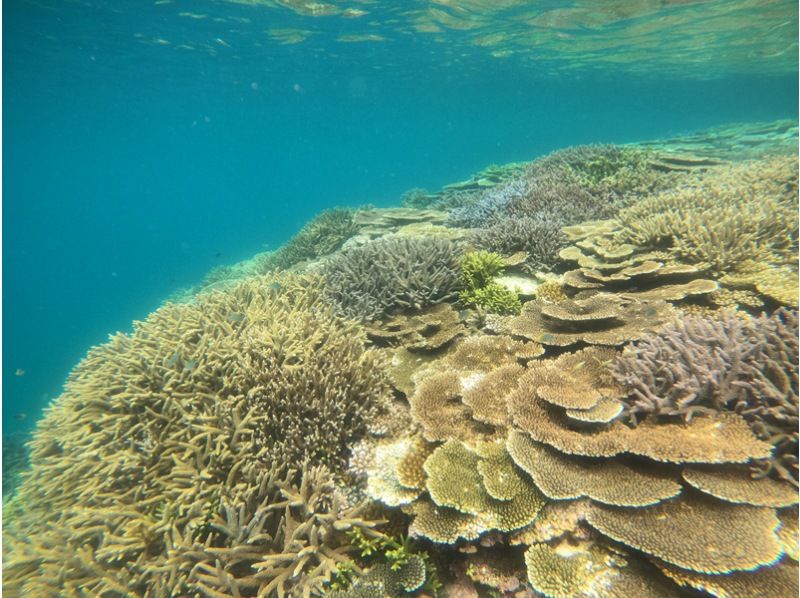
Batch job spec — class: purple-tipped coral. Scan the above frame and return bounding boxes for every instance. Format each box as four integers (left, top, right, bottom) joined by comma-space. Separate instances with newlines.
471, 214, 567, 273
612, 309, 799, 485
447, 179, 530, 228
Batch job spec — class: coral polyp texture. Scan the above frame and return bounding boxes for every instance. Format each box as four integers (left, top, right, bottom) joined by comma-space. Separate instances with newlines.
2, 274, 392, 597
7, 132, 800, 597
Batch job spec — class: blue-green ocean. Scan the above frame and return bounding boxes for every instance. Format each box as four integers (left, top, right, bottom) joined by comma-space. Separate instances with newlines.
2, 1, 799, 596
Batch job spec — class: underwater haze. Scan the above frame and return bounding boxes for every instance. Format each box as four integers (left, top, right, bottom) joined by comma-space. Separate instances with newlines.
4, 0, 798, 431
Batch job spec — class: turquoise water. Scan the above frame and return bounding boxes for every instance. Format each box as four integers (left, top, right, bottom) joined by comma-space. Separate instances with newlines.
3, 3, 798, 444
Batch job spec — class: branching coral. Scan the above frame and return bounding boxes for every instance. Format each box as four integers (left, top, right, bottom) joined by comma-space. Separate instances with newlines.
322, 235, 463, 322
612, 309, 799, 485
261, 207, 359, 271
613, 156, 798, 281
458, 250, 521, 315
2, 274, 391, 596
471, 214, 568, 273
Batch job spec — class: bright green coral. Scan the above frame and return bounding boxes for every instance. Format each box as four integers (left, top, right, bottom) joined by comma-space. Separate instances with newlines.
461, 250, 506, 288
460, 282, 522, 315
459, 251, 521, 315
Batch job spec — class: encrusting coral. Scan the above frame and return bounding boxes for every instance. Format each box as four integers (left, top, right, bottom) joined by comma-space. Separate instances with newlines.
2, 274, 393, 597
322, 235, 463, 322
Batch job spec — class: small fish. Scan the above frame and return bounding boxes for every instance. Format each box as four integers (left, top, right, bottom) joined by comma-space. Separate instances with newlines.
15, 368, 25, 376
215, 252, 223, 259
14, 413, 27, 421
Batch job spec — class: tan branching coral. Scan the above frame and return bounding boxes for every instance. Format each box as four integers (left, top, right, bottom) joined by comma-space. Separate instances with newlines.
681, 468, 798, 508
507, 432, 681, 507
2, 275, 391, 597
586, 496, 783, 574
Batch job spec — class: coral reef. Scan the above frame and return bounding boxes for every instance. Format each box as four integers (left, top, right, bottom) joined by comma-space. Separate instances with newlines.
471, 214, 568, 273
490, 293, 675, 347
263, 207, 359, 270
1, 433, 30, 500
8, 128, 800, 597
322, 235, 463, 321
612, 309, 799, 485
458, 250, 522, 315
2, 274, 392, 596
614, 156, 799, 305
365, 303, 468, 352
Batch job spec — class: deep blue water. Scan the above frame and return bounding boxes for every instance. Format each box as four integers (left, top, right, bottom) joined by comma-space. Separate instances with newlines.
3, 0, 798, 434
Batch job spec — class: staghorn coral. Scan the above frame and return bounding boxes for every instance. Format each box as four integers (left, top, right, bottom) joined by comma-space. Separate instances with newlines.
262, 207, 359, 271
613, 155, 798, 284
2, 274, 391, 597
471, 214, 568, 273
446, 178, 530, 228
586, 496, 783, 574
612, 309, 799, 485
322, 235, 463, 322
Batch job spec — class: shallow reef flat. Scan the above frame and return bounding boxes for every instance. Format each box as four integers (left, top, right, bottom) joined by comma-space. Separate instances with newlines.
3, 121, 798, 597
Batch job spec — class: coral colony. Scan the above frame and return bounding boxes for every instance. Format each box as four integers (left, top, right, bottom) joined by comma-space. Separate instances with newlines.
4, 129, 799, 597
